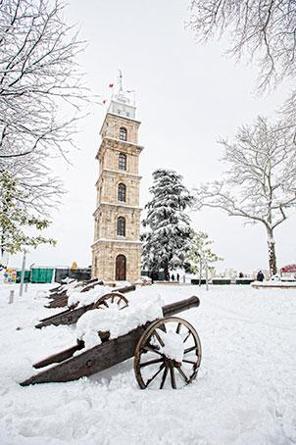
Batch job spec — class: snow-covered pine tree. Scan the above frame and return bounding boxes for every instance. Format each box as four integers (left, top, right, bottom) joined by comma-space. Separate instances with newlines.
142, 169, 194, 280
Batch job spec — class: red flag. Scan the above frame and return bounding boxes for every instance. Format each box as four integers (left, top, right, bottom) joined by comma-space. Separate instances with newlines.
108, 83, 114, 88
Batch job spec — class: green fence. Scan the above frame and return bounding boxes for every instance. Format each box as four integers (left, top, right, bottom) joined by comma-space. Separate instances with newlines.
30, 268, 54, 283
16, 271, 31, 283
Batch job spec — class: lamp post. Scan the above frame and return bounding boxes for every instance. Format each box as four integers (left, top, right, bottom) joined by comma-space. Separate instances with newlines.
198, 252, 209, 291
19, 249, 27, 297
205, 256, 209, 291
199, 254, 202, 287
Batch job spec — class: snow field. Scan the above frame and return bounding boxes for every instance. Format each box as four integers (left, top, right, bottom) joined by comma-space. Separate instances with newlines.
0, 283, 295, 444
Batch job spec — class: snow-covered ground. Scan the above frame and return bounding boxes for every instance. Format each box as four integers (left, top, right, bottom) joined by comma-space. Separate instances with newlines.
0, 283, 295, 445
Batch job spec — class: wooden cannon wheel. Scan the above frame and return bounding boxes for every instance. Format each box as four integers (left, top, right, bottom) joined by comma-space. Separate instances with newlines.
134, 317, 202, 390
94, 292, 129, 310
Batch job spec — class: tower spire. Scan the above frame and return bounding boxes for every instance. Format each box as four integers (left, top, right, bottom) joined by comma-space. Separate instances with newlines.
118, 69, 123, 93
108, 71, 136, 119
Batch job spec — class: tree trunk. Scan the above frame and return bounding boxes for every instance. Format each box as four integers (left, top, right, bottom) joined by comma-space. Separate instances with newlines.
1, 228, 5, 259
267, 230, 277, 276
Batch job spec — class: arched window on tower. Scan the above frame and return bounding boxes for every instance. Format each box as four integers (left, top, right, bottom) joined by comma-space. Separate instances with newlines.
118, 183, 126, 202
119, 127, 127, 141
117, 216, 126, 237
118, 153, 127, 171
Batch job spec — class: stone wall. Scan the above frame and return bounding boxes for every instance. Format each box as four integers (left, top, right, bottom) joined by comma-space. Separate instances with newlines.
97, 172, 140, 207
94, 205, 141, 241
98, 139, 141, 175
92, 240, 142, 283
100, 113, 140, 144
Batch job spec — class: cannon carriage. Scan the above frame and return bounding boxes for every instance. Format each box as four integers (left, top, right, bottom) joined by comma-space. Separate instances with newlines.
36, 284, 135, 329
45, 278, 105, 309
21, 296, 202, 390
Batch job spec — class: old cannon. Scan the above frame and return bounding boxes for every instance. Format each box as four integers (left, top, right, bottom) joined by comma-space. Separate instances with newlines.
21, 296, 201, 390
35, 285, 135, 329
45, 278, 105, 309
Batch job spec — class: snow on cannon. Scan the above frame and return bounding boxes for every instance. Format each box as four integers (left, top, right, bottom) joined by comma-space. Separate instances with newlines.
35, 284, 135, 329
21, 295, 202, 390
45, 278, 105, 309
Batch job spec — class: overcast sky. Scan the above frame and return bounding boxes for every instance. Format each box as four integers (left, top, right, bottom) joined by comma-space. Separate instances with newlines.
11, 0, 296, 273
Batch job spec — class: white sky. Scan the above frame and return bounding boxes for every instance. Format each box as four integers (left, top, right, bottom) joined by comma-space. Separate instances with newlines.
11, 0, 296, 273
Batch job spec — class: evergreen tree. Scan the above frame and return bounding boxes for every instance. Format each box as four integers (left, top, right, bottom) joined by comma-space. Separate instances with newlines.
142, 169, 194, 280
0, 172, 55, 261
186, 230, 222, 275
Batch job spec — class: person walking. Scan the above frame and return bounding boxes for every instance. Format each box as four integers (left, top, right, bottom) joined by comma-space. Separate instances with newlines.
256, 270, 264, 282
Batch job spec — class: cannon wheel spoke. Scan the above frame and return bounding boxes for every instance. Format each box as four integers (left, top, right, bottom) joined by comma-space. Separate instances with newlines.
160, 366, 168, 389
184, 345, 198, 354
143, 345, 163, 356
182, 359, 196, 365
153, 329, 165, 347
158, 322, 167, 334
94, 292, 129, 310
176, 366, 189, 384
183, 330, 191, 344
176, 322, 182, 334
134, 317, 202, 390
140, 358, 163, 368
144, 363, 165, 388
170, 365, 176, 389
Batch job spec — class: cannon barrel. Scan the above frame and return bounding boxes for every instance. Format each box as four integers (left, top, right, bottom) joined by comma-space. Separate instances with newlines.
21, 296, 200, 386
114, 284, 136, 294
80, 280, 104, 293
163, 296, 199, 317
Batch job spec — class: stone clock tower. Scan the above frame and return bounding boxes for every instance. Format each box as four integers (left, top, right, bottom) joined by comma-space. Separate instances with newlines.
91, 81, 143, 283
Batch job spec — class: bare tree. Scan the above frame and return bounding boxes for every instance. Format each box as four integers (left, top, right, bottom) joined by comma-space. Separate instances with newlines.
193, 116, 296, 276
0, 0, 89, 259
186, 230, 222, 274
0, 170, 56, 260
0, 0, 88, 161
3, 152, 63, 214
189, 0, 296, 90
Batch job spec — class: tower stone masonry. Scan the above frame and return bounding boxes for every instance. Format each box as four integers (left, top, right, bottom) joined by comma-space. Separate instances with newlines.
91, 86, 143, 283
